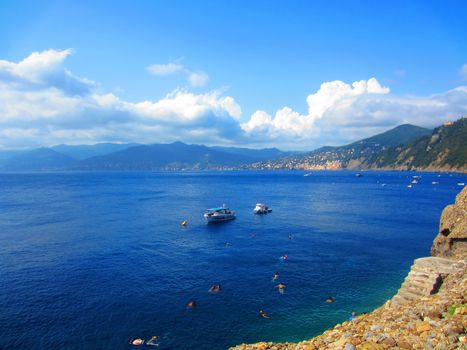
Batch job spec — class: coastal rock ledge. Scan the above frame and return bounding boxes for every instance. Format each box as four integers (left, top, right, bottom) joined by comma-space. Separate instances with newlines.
229, 187, 467, 350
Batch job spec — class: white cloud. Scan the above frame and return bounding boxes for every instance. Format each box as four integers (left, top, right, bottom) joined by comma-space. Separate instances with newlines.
0, 49, 95, 95
147, 60, 209, 87
242, 78, 467, 149
147, 62, 184, 76
460, 64, 467, 81
187, 71, 209, 87
1, 50, 467, 150
0, 50, 241, 149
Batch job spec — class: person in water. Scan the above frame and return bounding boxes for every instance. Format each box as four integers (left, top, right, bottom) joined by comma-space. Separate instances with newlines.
288, 233, 294, 240
349, 311, 356, 320
129, 338, 144, 346
186, 300, 197, 309
276, 282, 285, 293
259, 310, 270, 319
326, 296, 335, 303
209, 284, 221, 293
281, 254, 288, 261
146, 336, 159, 346
272, 272, 279, 281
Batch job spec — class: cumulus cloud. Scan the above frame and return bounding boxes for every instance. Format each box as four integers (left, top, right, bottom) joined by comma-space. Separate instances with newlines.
0, 50, 240, 149
241, 78, 467, 149
146, 60, 209, 87
0, 49, 95, 95
1, 50, 467, 150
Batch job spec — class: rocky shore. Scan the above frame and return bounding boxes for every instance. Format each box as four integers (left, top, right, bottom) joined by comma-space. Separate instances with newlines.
230, 187, 467, 350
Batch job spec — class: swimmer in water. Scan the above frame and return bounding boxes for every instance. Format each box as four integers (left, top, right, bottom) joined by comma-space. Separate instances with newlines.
209, 284, 221, 293
276, 282, 285, 293
325, 296, 335, 304
186, 300, 197, 309
225, 242, 232, 247
272, 272, 279, 281
146, 336, 159, 346
288, 233, 294, 240
129, 338, 144, 346
281, 254, 288, 261
250, 232, 256, 238
259, 310, 270, 319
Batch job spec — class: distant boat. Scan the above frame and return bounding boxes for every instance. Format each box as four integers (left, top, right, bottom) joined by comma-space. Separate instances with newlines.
458, 183, 465, 186
204, 204, 236, 223
432, 181, 439, 185
304, 173, 312, 177
407, 184, 413, 188
355, 173, 363, 177
253, 203, 272, 214
411, 179, 419, 184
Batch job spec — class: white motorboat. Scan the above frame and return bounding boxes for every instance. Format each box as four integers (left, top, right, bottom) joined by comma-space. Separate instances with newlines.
204, 204, 236, 222
253, 203, 272, 214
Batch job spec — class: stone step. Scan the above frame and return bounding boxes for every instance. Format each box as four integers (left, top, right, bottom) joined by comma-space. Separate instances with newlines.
405, 283, 432, 295
397, 289, 425, 301
389, 257, 457, 307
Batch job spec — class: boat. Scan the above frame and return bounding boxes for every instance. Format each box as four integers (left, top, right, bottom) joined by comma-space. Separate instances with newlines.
411, 179, 419, 184
355, 173, 363, 177
458, 183, 465, 186
253, 203, 272, 214
304, 173, 313, 177
204, 204, 236, 222
407, 184, 413, 188
432, 181, 439, 185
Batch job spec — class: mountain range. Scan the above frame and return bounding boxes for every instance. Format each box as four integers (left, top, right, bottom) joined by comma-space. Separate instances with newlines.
248, 118, 466, 172
0, 118, 465, 172
0, 142, 294, 171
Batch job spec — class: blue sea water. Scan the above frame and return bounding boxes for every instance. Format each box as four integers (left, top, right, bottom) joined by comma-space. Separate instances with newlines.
0, 170, 465, 350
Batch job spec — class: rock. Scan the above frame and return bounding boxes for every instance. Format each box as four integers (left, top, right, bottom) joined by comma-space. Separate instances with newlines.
431, 187, 467, 260
415, 321, 431, 333
356, 341, 384, 350
397, 340, 412, 349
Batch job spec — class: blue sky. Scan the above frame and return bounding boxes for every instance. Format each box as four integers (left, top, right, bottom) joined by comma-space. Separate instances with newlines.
0, 0, 467, 150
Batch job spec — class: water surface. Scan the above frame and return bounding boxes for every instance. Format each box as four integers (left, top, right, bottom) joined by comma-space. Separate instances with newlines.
0, 171, 464, 349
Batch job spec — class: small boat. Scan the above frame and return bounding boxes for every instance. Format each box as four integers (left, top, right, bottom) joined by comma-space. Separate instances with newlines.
411, 179, 418, 184
432, 181, 439, 185
407, 184, 413, 188
304, 173, 313, 177
458, 183, 465, 186
355, 173, 363, 177
253, 203, 272, 214
204, 204, 236, 222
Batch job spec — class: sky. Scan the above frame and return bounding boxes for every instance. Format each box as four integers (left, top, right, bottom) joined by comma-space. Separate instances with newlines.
0, 0, 467, 150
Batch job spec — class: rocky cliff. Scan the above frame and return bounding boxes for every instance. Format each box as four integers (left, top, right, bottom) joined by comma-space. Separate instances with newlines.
230, 187, 467, 350
431, 187, 467, 260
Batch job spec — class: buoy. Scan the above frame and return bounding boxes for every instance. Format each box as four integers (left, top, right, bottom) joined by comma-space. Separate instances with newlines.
181, 220, 187, 226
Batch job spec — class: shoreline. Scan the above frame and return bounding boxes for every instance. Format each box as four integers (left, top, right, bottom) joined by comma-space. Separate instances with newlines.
229, 187, 467, 350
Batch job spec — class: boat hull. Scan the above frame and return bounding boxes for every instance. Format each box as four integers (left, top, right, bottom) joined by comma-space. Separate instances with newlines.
204, 214, 236, 222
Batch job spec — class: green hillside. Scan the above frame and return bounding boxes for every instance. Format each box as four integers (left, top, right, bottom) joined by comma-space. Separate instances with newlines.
373, 118, 467, 171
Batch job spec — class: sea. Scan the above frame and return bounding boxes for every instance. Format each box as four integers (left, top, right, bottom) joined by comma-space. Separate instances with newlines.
0, 170, 465, 350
